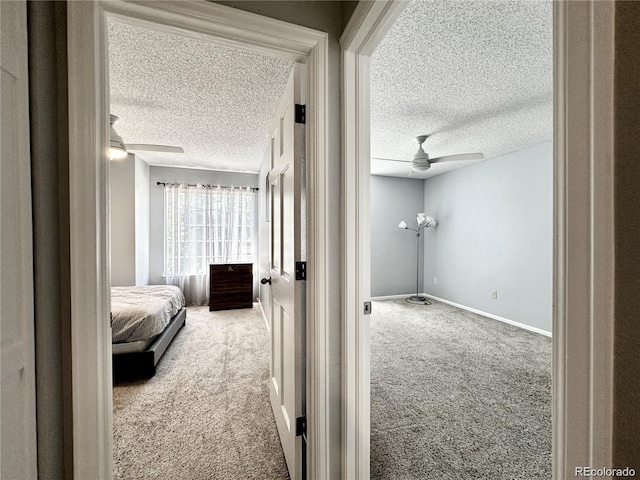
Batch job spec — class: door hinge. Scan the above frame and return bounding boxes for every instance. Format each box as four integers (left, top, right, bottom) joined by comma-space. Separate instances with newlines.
295, 261, 306, 281
364, 301, 372, 315
296, 416, 306, 437
295, 104, 306, 124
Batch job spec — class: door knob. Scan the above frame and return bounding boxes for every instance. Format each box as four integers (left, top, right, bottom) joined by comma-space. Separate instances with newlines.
261, 277, 272, 285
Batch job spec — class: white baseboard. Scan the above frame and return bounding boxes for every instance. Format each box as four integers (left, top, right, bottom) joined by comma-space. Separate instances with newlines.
371, 293, 415, 301
257, 298, 270, 333
371, 293, 552, 337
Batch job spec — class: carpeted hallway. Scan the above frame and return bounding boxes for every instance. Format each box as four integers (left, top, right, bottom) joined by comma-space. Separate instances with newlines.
370, 299, 552, 480
112, 305, 290, 480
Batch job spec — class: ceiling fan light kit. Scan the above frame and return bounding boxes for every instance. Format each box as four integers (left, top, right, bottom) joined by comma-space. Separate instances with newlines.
399, 212, 437, 305
410, 162, 430, 173
109, 115, 129, 160
373, 134, 484, 177
109, 144, 128, 161
410, 135, 431, 172
109, 114, 185, 161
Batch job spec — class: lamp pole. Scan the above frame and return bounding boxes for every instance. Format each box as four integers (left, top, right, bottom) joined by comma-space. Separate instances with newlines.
415, 230, 422, 301
399, 214, 436, 305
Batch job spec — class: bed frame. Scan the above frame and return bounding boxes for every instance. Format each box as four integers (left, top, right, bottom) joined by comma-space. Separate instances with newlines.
112, 307, 187, 381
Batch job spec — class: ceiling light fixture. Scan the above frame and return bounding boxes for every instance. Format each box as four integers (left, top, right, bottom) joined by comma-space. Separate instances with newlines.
109, 114, 128, 160
410, 137, 431, 172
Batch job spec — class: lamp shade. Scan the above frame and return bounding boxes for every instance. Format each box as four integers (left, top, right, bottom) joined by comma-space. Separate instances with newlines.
425, 215, 437, 227
417, 213, 426, 226
398, 220, 408, 229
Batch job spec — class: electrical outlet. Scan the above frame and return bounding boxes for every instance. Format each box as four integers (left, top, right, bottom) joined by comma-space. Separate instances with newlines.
433, 277, 438, 285
491, 290, 498, 300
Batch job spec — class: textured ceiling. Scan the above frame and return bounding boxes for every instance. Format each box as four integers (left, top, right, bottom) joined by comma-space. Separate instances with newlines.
108, 20, 293, 172
370, 0, 553, 179
108, 1, 552, 177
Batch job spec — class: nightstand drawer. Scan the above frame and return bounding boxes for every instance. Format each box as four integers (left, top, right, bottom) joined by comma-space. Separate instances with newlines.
210, 263, 252, 276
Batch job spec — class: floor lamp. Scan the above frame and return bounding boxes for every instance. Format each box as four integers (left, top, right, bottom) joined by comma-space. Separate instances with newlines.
399, 213, 437, 305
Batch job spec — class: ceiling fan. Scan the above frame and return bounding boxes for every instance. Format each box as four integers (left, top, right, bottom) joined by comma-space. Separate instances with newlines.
109, 114, 184, 160
373, 134, 484, 175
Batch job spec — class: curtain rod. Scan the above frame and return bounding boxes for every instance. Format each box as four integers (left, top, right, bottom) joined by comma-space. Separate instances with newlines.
157, 181, 259, 191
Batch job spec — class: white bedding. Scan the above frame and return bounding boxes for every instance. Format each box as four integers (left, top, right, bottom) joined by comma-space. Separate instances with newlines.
111, 285, 185, 343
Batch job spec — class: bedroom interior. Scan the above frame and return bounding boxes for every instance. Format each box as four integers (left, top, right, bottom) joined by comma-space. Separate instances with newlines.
106, 16, 294, 478
368, 1, 553, 478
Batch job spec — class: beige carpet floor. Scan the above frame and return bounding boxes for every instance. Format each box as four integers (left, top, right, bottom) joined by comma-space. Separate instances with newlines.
370, 299, 552, 479
114, 299, 551, 479
113, 305, 290, 480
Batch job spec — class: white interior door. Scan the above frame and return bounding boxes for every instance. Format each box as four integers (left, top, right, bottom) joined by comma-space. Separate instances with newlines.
268, 66, 305, 480
0, 0, 38, 478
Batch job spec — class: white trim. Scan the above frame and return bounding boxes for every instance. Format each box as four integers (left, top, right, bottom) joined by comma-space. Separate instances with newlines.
67, 2, 329, 478
422, 295, 552, 338
340, 2, 407, 479
103, 1, 322, 63
257, 298, 269, 333
67, 3, 112, 478
340, 0, 409, 56
304, 36, 331, 480
371, 294, 552, 337
370, 294, 411, 301
553, 1, 615, 475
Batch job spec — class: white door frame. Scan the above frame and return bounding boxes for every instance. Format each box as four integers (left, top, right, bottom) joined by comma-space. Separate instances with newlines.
67, 2, 329, 478
340, 4, 408, 477
340, 1, 615, 478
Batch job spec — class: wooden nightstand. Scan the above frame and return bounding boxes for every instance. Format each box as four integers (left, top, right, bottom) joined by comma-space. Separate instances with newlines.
209, 263, 253, 311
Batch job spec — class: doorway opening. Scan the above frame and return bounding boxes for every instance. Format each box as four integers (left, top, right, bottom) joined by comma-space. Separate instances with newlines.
340, 1, 615, 478
66, 2, 329, 478
367, 1, 553, 477
106, 16, 300, 478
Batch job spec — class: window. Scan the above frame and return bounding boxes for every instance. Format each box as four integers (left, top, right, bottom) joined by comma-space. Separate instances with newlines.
164, 184, 255, 277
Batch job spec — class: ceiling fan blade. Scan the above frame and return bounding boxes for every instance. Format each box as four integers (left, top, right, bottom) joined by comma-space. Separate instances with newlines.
125, 144, 185, 154
430, 153, 483, 163
371, 157, 409, 164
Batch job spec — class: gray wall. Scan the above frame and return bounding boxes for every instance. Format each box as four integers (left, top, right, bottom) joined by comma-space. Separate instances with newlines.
109, 155, 136, 286
134, 158, 150, 285
423, 142, 553, 332
370, 176, 425, 297
613, 0, 640, 466
147, 165, 259, 296
109, 154, 150, 286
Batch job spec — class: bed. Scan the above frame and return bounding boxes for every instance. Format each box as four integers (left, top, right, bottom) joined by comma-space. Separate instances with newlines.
111, 285, 186, 381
